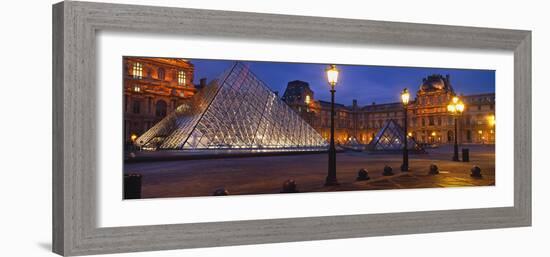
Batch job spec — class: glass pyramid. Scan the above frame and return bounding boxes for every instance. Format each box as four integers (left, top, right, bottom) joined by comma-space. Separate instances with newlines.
135, 62, 328, 151
367, 119, 423, 151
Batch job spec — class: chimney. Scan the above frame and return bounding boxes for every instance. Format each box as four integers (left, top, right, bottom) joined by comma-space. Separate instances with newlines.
199, 78, 207, 88
274, 91, 279, 96
352, 99, 358, 108
446, 74, 450, 82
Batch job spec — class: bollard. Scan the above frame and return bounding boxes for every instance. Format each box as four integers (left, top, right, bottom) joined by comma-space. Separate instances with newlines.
124, 173, 142, 199
357, 168, 370, 181
281, 179, 299, 193
429, 164, 439, 175
470, 166, 482, 178
213, 188, 229, 196
383, 165, 394, 176
462, 148, 470, 162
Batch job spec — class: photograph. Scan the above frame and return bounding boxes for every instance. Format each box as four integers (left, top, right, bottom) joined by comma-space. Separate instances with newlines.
123, 57, 496, 199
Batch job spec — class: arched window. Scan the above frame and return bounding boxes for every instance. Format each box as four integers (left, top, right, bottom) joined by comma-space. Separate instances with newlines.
155, 100, 167, 117
158, 68, 165, 80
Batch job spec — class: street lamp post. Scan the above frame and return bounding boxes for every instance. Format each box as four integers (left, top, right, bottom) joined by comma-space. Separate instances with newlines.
401, 88, 410, 171
447, 96, 465, 161
325, 65, 339, 186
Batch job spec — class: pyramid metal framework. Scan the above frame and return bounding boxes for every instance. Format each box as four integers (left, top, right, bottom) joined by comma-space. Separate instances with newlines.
367, 119, 423, 151
135, 62, 328, 151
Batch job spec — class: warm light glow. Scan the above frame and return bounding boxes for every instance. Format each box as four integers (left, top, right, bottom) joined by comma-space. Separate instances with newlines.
401, 88, 410, 105
326, 64, 339, 87
178, 70, 186, 85
132, 62, 143, 79
447, 104, 456, 113
407, 132, 413, 137
130, 134, 138, 142
447, 96, 464, 114
488, 115, 496, 127
456, 102, 465, 113
431, 131, 436, 136
478, 130, 483, 134
305, 95, 311, 105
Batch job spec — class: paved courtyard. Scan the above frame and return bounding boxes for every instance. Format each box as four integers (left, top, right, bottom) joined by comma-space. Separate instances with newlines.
124, 144, 495, 199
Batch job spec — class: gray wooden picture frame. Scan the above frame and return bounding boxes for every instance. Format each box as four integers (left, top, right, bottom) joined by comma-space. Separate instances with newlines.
52, 1, 531, 256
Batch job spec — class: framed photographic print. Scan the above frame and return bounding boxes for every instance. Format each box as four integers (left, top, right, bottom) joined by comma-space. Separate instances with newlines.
52, 1, 531, 256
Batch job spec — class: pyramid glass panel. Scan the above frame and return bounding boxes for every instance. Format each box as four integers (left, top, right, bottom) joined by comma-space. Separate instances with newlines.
135, 62, 328, 151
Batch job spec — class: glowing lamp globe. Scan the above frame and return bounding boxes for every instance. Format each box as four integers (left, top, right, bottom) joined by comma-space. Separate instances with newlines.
447, 104, 456, 113
456, 102, 465, 113
326, 65, 339, 87
401, 88, 410, 105
452, 96, 459, 104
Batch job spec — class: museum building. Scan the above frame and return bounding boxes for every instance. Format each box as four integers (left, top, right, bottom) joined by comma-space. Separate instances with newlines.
282, 74, 496, 145
123, 57, 202, 143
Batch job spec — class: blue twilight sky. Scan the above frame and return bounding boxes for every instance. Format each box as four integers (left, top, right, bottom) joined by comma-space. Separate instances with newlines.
189, 59, 495, 106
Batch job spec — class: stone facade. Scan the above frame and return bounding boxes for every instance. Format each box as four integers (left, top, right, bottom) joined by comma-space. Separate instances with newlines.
123, 57, 197, 143
282, 75, 495, 145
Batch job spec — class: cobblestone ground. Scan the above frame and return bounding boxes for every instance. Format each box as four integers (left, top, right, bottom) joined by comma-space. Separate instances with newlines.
124, 144, 495, 199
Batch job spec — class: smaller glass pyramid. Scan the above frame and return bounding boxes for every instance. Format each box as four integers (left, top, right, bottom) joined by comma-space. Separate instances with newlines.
367, 119, 423, 151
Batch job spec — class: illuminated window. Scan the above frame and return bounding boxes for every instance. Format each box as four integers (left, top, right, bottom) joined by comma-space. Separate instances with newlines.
133, 85, 141, 93
178, 70, 186, 86
132, 62, 143, 79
